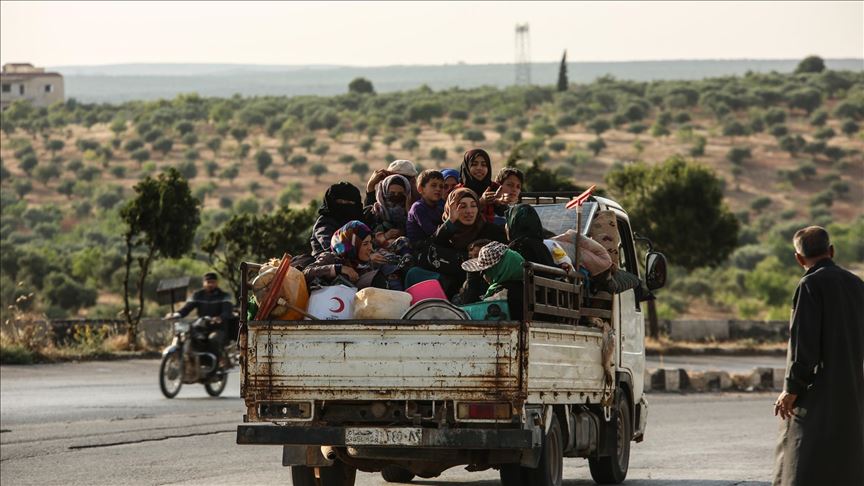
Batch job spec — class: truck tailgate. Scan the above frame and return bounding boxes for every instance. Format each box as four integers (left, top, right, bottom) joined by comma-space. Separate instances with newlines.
243, 320, 522, 403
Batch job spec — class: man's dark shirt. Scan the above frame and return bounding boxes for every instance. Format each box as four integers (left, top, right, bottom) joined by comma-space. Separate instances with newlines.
176, 287, 233, 322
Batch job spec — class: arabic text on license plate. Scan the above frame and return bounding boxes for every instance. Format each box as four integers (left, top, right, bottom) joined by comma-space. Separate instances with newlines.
344, 428, 422, 446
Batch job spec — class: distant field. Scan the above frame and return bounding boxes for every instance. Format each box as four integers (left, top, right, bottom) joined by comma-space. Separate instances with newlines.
1, 64, 863, 322
55, 59, 864, 102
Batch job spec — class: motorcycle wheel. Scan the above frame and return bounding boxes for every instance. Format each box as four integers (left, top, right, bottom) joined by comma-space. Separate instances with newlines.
159, 351, 183, 399
205, 371, 228, 397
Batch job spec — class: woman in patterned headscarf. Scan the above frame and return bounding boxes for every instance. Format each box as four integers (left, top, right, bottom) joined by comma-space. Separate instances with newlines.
366, 174, 411, 239
303, 221, 386, 289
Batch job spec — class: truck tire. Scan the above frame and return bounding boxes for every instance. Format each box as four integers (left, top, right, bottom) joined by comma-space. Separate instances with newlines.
529, 413, 564, 486
588, 390, 631, 484
291, 462, 357, 486
499, 464, 529, 486
381, 466, 415, 483
499, 414, 563, 486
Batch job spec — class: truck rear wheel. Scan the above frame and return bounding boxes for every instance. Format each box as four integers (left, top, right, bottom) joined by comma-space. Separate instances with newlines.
381, 466, 415, 483
588, 390, 631, 484
499, 413, 563, 486
290, 461, 356, 486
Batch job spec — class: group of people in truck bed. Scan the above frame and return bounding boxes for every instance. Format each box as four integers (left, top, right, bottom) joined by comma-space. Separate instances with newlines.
295, 148, 636, 319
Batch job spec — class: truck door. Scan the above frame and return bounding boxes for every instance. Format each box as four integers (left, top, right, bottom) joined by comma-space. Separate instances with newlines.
614, 216, 645, 401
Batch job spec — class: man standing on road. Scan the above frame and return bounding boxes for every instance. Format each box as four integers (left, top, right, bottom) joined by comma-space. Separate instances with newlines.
773, 226, 864, 486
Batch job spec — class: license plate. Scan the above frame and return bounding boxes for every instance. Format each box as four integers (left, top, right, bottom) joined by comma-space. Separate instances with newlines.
344, 427, 423, 446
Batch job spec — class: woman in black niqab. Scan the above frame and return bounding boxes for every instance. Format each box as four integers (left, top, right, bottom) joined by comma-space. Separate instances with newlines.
310, 182, 364, 255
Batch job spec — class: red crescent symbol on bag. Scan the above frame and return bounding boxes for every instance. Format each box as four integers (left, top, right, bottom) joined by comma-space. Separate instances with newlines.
329, 297, 345, 313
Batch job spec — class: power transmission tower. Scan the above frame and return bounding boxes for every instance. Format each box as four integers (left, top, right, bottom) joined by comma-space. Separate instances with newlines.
514, 23, 531, 85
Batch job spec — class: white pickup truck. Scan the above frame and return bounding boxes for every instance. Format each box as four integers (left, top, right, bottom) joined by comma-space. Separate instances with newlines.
236, 193, 667, 486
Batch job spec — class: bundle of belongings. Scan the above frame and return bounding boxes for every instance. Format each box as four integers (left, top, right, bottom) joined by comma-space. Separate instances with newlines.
550, 210, 641, 295
247, 255, 414, 321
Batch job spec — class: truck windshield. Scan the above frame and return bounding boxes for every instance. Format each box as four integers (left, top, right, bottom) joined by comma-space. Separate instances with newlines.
531, 201, 598, 236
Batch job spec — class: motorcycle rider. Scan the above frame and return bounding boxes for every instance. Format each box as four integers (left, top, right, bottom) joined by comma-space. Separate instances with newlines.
166, 272, 233, 367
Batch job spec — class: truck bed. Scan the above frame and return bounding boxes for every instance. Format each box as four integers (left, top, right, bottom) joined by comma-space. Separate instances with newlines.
242, 319, 523, 410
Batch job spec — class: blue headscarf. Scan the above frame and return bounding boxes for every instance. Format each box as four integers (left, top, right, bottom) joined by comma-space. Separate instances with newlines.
440, 169, 460, 183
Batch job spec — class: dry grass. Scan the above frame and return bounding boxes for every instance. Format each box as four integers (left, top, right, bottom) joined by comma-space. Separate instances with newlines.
645, 335, 787, 356
1, 303, 155, 364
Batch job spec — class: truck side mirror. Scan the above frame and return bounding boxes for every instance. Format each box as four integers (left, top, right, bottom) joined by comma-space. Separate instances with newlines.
644, 252, 667, 291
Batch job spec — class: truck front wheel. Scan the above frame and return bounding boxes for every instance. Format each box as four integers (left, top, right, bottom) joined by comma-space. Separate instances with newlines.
291, 461, 356, 486
588, 390, 631, 484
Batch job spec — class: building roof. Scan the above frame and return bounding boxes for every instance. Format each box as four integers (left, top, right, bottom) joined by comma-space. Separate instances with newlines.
0, 72, 63, 80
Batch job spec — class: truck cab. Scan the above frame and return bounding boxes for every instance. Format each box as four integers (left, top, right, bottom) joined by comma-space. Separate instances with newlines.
236, 193, 667, 486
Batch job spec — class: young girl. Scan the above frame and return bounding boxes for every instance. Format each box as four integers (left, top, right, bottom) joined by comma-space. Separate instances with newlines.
459, 150, 523, 223
440, 168, 460, 199
303, 220, 388, 289
459, 150, 491, 194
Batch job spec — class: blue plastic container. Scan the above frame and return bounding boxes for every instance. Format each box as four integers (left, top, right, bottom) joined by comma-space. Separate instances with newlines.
459, 300, 510, 321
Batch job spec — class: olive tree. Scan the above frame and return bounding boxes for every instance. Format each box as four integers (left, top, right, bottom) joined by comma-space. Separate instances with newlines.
201, 204, 317, 297
120, 169, 200, 349
606, 156, 739, 337
348, 77, 375, 95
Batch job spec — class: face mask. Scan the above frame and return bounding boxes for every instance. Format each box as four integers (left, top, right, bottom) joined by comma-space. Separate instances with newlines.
387, 193, 406, 205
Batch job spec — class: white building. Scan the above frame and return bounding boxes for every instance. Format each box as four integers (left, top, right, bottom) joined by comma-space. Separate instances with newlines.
1, 63, 65, 110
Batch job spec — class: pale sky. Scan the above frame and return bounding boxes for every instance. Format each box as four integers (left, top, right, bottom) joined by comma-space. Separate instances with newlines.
1, 1, 862, 67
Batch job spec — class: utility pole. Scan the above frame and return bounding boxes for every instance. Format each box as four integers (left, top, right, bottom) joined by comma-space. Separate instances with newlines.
515, 23, 531, 85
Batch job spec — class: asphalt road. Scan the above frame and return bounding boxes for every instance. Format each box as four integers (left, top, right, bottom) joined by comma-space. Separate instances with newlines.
1, 359, 779, 486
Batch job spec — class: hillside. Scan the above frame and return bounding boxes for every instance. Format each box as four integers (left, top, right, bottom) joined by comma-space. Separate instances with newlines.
53, 59, 864, 103
1, 64, 863, 322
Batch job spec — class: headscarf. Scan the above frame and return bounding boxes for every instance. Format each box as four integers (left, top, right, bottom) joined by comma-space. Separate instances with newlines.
459, 149, 492, 196
440, 168, 460, 183
506, 204, 556, 267
483, 249, 525, 299
506, 204, 543, 241
373, 174, 410, 227
318, 182, 362, 222
330, 220, 372, 265
442, 187, 485, 250
387, 159, 418, 177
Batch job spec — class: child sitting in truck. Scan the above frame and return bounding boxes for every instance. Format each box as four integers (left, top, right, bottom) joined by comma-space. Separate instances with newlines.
461, 242, 526, 320
440, 168, 460, 199
452, 238, 491, 305
489, 167, 524, 224
406, 169, 445, 248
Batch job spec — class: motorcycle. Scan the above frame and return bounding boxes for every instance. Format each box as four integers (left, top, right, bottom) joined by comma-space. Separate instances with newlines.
159, 316, 238, 399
